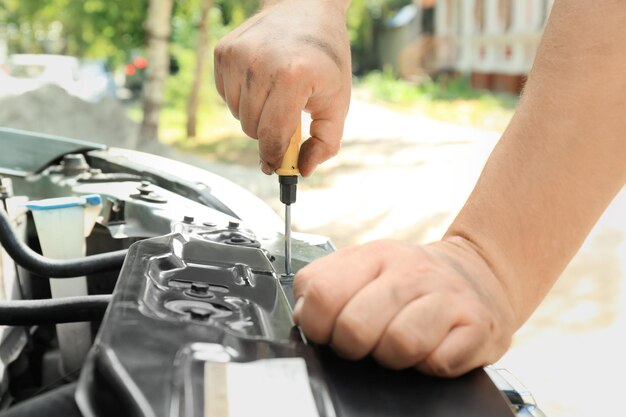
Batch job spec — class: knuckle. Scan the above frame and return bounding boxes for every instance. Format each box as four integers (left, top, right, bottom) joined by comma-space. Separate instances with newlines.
335, 313, 374, 353
275, 60, 308, 85
241, 120, 259, 139
412, 261, 438, 281
274, 65, 295, 84
477, 312, 511, 354
425, 356, 459, 378
257, 125, 281, 142
214, 41, 232, 64
363, 239, 394, 256
228, 105, 240, 120
324, 140, 341, 158
495, 332, 512, 355
384, 324, 423, 362
293, 268, 313, 297
305, 278, 338, 312
464, 305, 494, 332
213, 43, 224, 61
247, 52, 263, 71
298, 317, 327, 344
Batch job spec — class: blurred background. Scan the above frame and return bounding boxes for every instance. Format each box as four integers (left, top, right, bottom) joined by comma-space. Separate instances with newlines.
1, 1, 624, 417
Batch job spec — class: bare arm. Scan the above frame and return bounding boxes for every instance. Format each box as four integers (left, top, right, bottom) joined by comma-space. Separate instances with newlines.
293, 0, 626, 377
447, 0, 626, 325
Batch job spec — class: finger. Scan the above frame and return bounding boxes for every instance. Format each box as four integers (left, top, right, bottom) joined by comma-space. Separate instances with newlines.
298, 116, 344, 177
330, 270, 427, 360
293, 246, 383, 344
417, 323, 502, 378
238, 74, 270, 139
213, 43, 226, 100
293, 245, 359, 300
222, 68, 241, 120
256, 82, 308, 172
372, 294, 458, 370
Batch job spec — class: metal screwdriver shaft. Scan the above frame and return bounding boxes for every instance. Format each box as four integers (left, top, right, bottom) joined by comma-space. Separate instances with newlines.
284, 204, 292, 275
276, 120, 301, 276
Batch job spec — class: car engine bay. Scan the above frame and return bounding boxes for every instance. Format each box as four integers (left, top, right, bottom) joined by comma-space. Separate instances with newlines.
0, 128, 542, 417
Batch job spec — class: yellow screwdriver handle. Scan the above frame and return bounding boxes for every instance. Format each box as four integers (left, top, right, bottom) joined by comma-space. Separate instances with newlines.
275, 120, 301, 176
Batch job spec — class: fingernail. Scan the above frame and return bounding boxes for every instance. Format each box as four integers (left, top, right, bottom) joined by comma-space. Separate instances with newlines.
293, 297, 303, 321
259, 161, 272, 175
261, 163, 274, 175
301, 164, 317, 178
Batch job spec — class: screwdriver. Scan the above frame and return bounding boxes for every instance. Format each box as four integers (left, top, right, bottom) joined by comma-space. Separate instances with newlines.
276, 120, 301, 276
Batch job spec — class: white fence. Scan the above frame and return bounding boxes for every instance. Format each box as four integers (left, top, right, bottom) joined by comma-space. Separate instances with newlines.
434, 0, 554, 76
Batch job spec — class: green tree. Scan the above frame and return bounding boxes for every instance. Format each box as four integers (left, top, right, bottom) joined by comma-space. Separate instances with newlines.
215, 0, 259, 27
186, 0, 214, 138
139, 0, 174, 142
348, 0, 413, 73
0, 0, 148, 65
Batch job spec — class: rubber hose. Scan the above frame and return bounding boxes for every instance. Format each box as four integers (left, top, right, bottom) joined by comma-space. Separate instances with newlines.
0, 295, 112, 325
0, 207, 127, 278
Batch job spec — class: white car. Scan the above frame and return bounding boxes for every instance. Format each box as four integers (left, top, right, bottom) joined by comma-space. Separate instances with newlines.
76, 60, 117, 102
0, 54, 81, 97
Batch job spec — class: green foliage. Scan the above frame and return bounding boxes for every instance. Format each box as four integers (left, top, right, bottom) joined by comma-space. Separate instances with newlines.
158, 6, 241, 145
360, 67, 517, 104
1, 0, 148, 65
214, 0, 259, 26
347, 0, 412, 74
358, 69, 518, 132
172, 5, 230, 50
347, 0, 375, 73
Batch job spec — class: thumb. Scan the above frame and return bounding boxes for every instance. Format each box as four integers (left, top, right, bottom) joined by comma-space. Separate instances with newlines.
298, 116, 344, 177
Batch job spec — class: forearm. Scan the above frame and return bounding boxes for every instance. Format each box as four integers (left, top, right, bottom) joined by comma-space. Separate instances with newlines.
446, 0, 626, 326
261, 0, 350, 11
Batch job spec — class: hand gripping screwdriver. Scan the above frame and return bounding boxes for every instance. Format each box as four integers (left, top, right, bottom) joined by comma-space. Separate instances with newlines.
276, 121, 301, 276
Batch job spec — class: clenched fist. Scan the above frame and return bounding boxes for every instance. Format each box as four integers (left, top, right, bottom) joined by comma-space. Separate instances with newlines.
213, 0, 352, 176
293, 237, 518, 377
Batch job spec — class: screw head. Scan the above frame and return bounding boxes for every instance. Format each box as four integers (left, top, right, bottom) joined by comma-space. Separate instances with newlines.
189, 307, 212, 320
190, 282, 210, 294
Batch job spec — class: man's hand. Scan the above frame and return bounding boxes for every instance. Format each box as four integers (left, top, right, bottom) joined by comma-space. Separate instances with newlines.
293, 238, 518, 377
214, 0, 351, 177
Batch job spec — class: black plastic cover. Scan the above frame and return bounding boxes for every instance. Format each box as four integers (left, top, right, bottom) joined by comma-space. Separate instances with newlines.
76, 234, 514, 417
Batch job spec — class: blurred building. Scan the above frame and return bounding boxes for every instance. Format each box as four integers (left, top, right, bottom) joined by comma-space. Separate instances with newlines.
377, 3, 437, 83
435, 0, 554, 94
377, 5, 424, 81
378, 0, 554, 94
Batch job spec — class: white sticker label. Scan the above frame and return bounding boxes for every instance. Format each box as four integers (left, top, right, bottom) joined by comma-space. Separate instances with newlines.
204, 358, 321, 417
